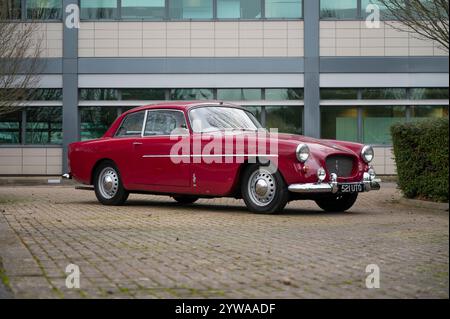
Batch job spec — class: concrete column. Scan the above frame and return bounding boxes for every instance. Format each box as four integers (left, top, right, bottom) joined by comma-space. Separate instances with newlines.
62, 0, 79, 173
303, 0, 321, 138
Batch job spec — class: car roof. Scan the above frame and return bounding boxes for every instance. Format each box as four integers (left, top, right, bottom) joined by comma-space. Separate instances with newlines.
122, 101, 241, 115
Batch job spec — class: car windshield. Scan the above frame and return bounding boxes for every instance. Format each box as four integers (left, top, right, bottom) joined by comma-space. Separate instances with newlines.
189, 106, 263, 133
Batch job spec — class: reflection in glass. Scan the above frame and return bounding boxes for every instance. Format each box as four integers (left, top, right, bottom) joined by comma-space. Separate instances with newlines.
121, 0, 165, 19
265, 88, 303, 100
217, 0, 261, 19
169, 0, 213, 19
0, 110, 21, 144
170, 89, 214, 100
321, 88, 358, 100
121, 89, 166, 100
320, 0, 358, 19
410, 88, 449, 100
362, 106, 406, 144
0, 0, 21, 20
80, 0, 117, 20
321, 107, 358, 142
25, 107, 62, 144
265, 0, 302, 18
26, 0, 62, 19
265, 106, 303, 134
217, 89, 262, 101
79, 89, 120, 101
361, 88, 407, 99
80, 107, 118, 140
411, 106, 449, 121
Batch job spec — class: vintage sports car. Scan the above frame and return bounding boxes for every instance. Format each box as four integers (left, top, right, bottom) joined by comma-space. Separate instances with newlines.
66, 102, 380, 214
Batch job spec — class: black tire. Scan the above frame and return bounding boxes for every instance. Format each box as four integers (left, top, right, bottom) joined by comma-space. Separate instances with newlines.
315, 193, 358, 212
173, 196, 199, 204
241, 164, 289, 214
93, 160, 129, 206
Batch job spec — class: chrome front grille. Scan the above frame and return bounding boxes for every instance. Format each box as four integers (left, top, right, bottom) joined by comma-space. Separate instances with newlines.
326, 155, 354, 177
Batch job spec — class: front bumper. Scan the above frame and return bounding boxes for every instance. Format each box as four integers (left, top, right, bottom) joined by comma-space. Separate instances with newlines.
288, 172, 381, 194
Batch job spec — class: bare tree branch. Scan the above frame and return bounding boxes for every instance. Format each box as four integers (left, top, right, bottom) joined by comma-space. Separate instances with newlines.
377, 0, 449, 52
0, 2, 44, 116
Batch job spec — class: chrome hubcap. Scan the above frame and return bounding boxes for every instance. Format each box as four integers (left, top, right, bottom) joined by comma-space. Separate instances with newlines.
98, 167, 119, 199
248, 169, 276, 206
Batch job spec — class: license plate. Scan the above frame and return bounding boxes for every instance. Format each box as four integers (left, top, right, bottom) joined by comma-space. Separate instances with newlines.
339, 183, 364, 193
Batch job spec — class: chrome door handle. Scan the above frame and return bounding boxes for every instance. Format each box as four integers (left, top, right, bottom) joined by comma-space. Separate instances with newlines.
133, 142, 143, 146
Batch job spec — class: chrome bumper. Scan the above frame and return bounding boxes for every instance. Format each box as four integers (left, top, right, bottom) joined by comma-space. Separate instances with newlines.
288, 172, 381, 194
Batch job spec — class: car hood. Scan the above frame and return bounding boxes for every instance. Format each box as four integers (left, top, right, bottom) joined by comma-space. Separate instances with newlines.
271, 133, 361, 158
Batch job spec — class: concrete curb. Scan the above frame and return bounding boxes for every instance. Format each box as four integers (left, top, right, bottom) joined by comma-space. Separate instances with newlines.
0, 176, 77, 187
399, 197, 449, 212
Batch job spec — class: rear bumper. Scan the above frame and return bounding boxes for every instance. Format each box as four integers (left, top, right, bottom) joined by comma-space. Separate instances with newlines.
62, 173, 72, 179
288, 172, 381, 194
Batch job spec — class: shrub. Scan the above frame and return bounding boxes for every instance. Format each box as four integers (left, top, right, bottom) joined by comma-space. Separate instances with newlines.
391, 117, 449, 202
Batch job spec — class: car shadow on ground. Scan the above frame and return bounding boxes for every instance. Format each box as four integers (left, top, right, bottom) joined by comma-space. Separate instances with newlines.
71, 198, 362, 216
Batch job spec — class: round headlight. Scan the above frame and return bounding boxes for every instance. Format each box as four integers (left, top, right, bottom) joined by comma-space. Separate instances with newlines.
361, 145, 374, 163
317, 167, 326, 182
296, 143, 310, 163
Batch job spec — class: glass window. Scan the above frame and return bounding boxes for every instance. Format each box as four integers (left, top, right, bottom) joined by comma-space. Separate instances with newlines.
170, 88, 214, 100
115, 111, 145, 137
169, 0, 213, 19
265, 0, 302, 18
0, 110, 21, 144
361, 88, 407, 99
190, 107, 261, 133
320, 0, 358, 19
145, 110, 188, 136
217, 89, 262, 101
217, 0, 262, 19
121, 89, 166, 100
411, 106, 449, 121
321, 106, 358, 142
0, 0, 21, 20
26, 0, 62, 19
79, 89, 120, 101
362, 106, 406, 145
410, 88, 449, 100
25, 107, 62, 144
30, 88, 63, 101
80, 107, 118, 140
265, 88, 303, 100
361, 0, 393, 20
321, 88, 358, 100
80, 0, 118, 20
121, 0, 166, 20
265, 106, 303, 134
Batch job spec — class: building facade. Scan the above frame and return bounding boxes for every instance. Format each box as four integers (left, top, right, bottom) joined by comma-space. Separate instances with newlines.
0, 0, 448, 176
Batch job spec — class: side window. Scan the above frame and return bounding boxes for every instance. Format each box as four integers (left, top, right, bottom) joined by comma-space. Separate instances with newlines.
115, 111, 145, 137
144, 110, 187, 136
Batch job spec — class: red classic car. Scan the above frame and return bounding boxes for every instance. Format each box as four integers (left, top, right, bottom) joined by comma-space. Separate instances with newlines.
66, 102, 380, 214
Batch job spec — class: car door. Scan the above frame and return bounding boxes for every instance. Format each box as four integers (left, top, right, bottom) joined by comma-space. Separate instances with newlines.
133, 109, 191, 189
110, 110, 147, 186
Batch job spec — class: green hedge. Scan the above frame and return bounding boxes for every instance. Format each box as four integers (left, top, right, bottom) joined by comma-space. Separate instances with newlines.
391, 118, 449, 202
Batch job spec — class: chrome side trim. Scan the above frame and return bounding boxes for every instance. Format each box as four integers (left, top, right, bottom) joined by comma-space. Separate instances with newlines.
142, 154, 279, 158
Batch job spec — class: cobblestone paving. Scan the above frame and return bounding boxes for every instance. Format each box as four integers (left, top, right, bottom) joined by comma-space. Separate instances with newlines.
0, 183, 448, 299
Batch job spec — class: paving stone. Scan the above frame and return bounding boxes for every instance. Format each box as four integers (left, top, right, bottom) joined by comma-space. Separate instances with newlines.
0, 183, 448, 298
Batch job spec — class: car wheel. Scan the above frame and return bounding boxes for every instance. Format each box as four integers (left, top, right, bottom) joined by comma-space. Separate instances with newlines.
94, 161, 129, 206
241, 164, 289, 214
315, 193, 358, 212
173, 196, 199, 204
